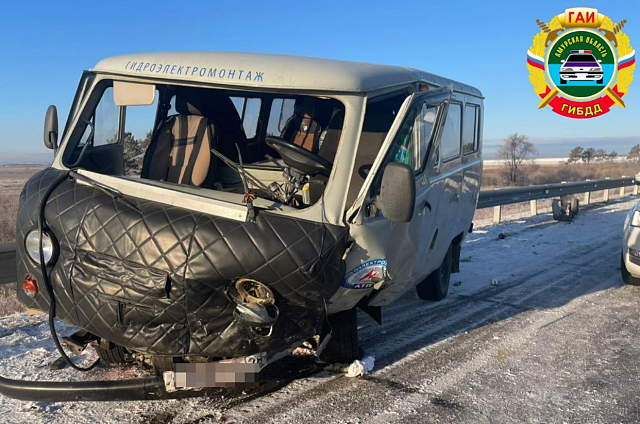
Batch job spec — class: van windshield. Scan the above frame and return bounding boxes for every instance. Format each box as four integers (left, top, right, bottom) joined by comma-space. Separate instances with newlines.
62, 79, 345, 209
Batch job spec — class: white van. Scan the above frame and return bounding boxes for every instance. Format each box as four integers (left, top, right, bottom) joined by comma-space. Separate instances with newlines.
6, 52, 482, 400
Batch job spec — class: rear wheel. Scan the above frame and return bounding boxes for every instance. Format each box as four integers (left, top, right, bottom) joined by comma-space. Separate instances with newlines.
416, 246, 452, 301
560, 78, 567, 84
95, 343, 133, 365
319, 308, 359, 364
621, 252, 640, 286
597, 77, 603, 84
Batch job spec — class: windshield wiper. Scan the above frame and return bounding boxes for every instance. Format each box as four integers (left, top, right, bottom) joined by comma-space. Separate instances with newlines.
69, 170, 142, 214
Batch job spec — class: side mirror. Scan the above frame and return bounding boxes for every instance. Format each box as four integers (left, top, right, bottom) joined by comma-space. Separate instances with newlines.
376, 162, 416, 223
560, 59, 565, 63
43, 105, 58, 150
598, 59, 603, 63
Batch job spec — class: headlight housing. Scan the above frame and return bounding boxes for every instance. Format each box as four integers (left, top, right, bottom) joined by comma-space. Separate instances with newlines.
25, 230, 55, 265
631, 210, 640, 227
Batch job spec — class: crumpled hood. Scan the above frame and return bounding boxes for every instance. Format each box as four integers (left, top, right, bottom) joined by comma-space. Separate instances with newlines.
16, 168, 348, 356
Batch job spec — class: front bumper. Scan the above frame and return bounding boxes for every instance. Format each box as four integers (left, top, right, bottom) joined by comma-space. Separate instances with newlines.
560, 72, 603, 81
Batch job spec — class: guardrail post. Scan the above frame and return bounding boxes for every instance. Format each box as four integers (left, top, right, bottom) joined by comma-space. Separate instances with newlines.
530, 200, 537, 216
584, 191, 590, 205
604, 188, 610, 202
493, 205, 501, 224
634, 185, 639, 196
620, 187, 625, 197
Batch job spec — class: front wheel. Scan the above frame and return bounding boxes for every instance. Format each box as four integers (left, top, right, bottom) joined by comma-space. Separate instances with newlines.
621, 252, 640, 286
95, 343, 133, 365
416, 246, 452, 301
319, 308, 359, 363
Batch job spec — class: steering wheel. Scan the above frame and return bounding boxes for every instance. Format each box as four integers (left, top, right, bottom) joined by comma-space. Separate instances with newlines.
265, 137, 332, 177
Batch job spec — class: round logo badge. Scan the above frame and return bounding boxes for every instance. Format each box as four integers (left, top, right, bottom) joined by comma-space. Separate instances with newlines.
527, 7, 635, 118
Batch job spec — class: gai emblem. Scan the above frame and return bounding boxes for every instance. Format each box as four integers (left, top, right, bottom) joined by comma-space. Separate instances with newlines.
527, 7, 635, 118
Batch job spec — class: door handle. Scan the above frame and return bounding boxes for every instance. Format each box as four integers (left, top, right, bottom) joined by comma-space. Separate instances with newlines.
423, 201, 432, 212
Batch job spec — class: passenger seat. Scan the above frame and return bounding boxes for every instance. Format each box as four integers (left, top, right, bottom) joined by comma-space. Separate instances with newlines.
141, 88, 217, 187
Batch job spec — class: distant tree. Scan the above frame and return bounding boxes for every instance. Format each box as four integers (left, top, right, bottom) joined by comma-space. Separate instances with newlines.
582, 147, 596, 163
595, 149, 608, 162
608, 151, 618, 162
497, 133, 537, 186
628, 144, 640, 162
123, 132, 144, 174
568, 146, 584, 163
136, 130, 154, 169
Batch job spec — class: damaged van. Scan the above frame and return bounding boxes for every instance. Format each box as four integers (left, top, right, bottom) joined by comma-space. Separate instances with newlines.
3, 52, 482, 401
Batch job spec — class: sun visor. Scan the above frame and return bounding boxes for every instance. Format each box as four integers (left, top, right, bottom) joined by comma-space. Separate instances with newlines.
113, 81, 156, 106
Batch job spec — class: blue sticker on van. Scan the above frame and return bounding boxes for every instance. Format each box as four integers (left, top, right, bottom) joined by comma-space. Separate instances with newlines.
342, 259, 388, 289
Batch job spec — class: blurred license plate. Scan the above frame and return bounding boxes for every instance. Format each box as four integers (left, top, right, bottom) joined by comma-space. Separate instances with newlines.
165, 354, 265, 389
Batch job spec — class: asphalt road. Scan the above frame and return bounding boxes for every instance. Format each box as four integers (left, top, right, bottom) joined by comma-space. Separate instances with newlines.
212, 197, 640, 424
1, 197, 639, 424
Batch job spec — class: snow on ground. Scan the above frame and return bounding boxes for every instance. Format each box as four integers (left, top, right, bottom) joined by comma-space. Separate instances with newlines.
0, 196, 637, 423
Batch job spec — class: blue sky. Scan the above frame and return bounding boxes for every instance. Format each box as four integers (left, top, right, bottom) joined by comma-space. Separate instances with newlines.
0, 0, 639, 163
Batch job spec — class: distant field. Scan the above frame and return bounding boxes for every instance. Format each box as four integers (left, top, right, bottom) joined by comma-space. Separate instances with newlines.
0, 166, 44, 316
482, 161, 639, 189
0, 166, 44, 242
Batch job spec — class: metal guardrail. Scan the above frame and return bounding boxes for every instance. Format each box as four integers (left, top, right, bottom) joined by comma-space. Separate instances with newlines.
0, 242, 16, 286
0, 177, 638, 285
477, 177, 637, 209
478, 176, 639, 223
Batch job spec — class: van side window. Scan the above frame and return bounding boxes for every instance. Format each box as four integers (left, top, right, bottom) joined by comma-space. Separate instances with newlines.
463, 104, 479, 155
440, 103, 462, 161
92, 87, 119, 147
346, 93, 408, 206
388, 102, 437, 173
267, 98, 296, 137
231, 97, 261, 139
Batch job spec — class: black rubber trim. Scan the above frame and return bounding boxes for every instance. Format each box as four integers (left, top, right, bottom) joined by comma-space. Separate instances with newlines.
0, 374, 169, 402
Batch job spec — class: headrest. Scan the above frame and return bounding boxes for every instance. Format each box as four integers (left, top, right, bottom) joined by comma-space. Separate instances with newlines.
175, 87, 219, 117
299, 97, 316, 119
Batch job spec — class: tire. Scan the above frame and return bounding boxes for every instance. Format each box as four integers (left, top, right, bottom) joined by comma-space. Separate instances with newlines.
621, 252, 640, 286
416, 246, 452, 301
95, 343, 133, 365
597, 78, 603, 84
560, 78, 566, 84
319, 307, 359, 363
570, 196, 579, 217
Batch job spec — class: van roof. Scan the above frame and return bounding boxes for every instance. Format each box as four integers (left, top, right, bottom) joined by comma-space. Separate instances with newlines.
93, 52, 483, 96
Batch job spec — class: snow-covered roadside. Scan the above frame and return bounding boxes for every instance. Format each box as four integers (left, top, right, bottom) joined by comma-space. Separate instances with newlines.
0, 196, 635, 424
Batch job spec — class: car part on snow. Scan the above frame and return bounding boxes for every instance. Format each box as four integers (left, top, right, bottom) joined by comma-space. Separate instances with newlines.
345, 355, 375, 377
416, 246, 452, 301
319, 307, 360, 363
552, 195, 579, 221
0, 374, 168, 402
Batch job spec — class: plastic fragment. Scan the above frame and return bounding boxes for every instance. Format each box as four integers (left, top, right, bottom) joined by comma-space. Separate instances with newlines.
345, 356, 375, 377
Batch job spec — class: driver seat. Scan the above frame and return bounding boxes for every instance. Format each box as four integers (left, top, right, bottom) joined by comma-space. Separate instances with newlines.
141, 88, 217, 187
282, 98, 322, 152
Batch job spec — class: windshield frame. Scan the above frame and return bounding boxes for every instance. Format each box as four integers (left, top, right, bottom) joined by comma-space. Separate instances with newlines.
52, 72, 365, 226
